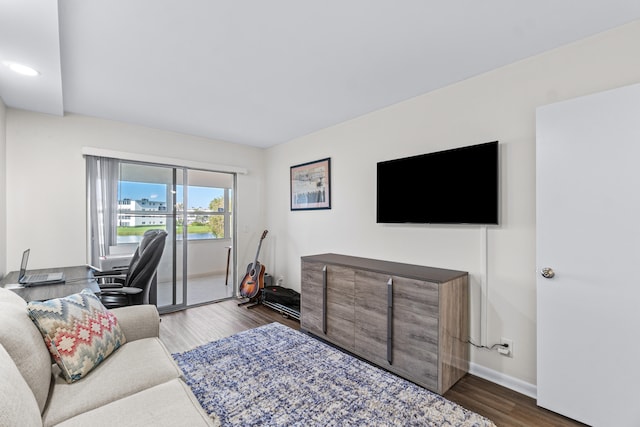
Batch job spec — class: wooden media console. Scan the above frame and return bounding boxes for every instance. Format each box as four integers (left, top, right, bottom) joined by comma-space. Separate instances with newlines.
300, 253, 469, 394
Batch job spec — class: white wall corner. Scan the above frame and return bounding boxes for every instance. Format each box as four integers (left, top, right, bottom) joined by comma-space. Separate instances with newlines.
469, 362, 537, 399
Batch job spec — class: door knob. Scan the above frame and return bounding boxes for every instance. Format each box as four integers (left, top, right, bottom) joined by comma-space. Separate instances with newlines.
540, 267, 555, 279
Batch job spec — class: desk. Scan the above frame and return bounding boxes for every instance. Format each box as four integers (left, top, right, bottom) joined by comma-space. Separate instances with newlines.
1, 265, 99, 302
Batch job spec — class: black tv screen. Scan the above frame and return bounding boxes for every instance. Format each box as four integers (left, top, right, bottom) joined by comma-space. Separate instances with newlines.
376, 141, 499, 224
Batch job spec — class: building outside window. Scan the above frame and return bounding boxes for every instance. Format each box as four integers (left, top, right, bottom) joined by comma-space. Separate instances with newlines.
116, 169, 232, 244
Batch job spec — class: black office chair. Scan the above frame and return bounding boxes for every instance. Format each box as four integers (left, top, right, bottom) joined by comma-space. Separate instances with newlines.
98, 229, 168, 309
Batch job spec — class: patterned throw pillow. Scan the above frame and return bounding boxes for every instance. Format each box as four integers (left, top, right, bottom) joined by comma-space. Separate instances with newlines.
27, 288, 127, 383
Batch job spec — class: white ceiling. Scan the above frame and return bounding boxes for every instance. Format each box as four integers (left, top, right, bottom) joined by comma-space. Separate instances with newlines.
2, 1, 640, 148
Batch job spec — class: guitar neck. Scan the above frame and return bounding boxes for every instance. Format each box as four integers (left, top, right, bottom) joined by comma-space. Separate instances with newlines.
251, 240, 263, 267
250, 230, 268, 269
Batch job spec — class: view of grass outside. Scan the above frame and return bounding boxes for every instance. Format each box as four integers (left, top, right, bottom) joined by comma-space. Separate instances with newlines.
117, 224, 213, 236
117, 226, 164, 236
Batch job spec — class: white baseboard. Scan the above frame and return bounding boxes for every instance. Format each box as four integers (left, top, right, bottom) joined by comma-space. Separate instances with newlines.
468, 362, 537, 399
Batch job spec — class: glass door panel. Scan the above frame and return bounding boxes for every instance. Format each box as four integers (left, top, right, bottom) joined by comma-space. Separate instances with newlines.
116, 162, 184, 312
178, 170, 235, 306
112, 162, 235, 312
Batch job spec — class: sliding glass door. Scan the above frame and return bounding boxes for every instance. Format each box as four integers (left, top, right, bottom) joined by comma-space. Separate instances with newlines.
117, 163, 184, 311
173, 169, 235, 308
88, 157, 236, 313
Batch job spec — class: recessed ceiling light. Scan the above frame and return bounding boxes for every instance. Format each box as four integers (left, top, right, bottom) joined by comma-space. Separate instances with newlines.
2, 61, 40, 77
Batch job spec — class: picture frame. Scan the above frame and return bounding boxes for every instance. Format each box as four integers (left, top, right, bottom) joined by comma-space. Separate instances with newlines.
290, 157, 331, 211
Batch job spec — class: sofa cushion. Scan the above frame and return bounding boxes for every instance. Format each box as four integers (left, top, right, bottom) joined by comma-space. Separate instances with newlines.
54, 378, 218, 427
0, 288, 53, 414
109, 304, 160, 341
27, 288, 127, 383
42, 337, 184, 427
0, 343, 42, 427
0, 286, 29, 305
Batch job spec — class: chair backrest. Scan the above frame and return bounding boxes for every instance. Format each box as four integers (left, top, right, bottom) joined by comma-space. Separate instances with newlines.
125, 229, 167, 304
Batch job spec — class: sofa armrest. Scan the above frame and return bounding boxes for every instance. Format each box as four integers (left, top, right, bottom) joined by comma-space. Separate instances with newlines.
109, 304, 160, 341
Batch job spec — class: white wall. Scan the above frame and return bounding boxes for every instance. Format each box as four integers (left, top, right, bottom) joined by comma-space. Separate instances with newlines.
264, 20, 640, 390
4, 112, 267, 282
0, 97, 6, 276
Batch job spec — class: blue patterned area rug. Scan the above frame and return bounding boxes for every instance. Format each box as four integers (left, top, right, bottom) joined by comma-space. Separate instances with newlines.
173, 323, 495, 426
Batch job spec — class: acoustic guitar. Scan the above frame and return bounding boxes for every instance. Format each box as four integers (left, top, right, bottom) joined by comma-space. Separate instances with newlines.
239, 230, 268, 299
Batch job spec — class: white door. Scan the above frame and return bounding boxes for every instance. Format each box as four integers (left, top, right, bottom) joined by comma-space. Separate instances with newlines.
536, 83, 640, 426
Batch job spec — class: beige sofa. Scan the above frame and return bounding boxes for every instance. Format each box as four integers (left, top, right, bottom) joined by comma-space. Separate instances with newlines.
0, 287, 217, 427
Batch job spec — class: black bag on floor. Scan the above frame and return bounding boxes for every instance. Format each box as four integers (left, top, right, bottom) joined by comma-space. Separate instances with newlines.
262, 286, 300, 307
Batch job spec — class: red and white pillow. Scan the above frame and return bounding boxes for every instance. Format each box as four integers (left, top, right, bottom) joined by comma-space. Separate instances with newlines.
27, 289, 126, 383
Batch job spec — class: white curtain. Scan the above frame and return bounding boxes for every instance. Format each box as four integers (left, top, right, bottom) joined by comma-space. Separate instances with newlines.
86, 156, 120, 266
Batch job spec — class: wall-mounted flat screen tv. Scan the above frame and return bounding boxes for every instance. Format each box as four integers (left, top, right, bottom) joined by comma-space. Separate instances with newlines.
376, 141, 499, 224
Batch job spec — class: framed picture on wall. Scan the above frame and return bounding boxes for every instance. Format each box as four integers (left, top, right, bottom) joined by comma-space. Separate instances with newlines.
290, 158, 331, 210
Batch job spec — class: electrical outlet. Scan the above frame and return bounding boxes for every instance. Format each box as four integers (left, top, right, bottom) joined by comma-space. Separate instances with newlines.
500, 337, 514, 358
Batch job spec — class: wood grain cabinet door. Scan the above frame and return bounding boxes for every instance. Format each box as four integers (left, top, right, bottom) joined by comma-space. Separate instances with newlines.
300, 261, 324, 336
301, 261, 355, 352
325, 265, 355, 351
391, 276, 439, 392
354, 270, 389, 367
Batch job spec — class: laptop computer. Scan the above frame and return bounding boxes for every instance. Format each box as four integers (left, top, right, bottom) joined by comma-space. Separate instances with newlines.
18, 249, 65, 286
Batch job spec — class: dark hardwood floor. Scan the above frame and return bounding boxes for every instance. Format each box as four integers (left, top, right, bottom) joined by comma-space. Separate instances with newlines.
159, 299, 586, 427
